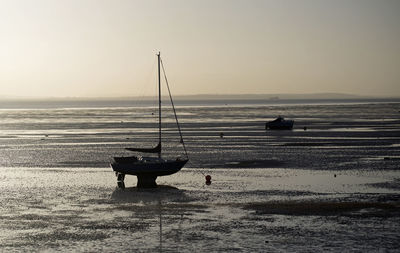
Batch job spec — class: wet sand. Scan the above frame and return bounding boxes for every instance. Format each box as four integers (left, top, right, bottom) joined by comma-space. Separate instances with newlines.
0, 167, 399, 252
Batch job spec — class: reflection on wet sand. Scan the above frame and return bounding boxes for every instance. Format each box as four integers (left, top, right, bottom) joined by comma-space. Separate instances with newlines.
110, 185, 209, 253
111, 185, 187, 203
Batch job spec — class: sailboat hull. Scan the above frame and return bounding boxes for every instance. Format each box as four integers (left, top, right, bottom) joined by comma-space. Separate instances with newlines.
111, 159, 188, 177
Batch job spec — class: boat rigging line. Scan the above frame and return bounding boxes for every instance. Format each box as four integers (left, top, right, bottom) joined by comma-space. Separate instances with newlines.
155, 54, 210, 184
160, 57, 188, 160
161, 57, 212, 184
160, 58, 210, 183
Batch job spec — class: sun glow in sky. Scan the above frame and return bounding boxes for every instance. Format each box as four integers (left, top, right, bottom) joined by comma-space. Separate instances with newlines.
0, 0, 399, 98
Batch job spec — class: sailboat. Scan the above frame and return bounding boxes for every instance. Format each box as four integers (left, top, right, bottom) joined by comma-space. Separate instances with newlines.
111, 52, 188, 188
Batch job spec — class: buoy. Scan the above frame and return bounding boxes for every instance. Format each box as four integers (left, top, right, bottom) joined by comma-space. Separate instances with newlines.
205, 175, 212, 185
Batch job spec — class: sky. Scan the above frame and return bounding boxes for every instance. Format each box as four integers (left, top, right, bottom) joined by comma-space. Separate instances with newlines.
0, 0, 399, 98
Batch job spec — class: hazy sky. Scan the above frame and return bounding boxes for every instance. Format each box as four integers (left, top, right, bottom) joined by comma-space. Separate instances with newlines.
0, 0, 399, 98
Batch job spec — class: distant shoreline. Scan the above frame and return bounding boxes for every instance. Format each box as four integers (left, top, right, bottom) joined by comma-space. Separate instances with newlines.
1, 92, 399, 101
0, 97, 399, 109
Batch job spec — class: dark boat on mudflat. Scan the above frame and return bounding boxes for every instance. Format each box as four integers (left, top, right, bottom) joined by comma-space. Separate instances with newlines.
112, 156, 188, 188
111, 52, 188, 188
265, 116, 294, 130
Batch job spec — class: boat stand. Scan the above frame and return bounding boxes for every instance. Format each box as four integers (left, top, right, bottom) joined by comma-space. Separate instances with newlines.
137, 175, 158, 188
116, 173, 158, 188
116, 173, 125, 189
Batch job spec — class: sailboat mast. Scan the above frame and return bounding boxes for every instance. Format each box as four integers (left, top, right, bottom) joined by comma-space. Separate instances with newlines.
157, 52, 162, 159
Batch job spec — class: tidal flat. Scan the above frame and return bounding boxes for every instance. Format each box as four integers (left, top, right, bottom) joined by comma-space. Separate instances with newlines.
0, 167, 399, 252
0, 100, 399, 251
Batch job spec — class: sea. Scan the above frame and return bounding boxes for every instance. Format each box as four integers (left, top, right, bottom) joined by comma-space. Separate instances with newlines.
0, 98, 399, 252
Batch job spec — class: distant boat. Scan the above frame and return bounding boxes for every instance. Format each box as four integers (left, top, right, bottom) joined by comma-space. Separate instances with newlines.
265, 116, 294, 130
111, 52, 188, 188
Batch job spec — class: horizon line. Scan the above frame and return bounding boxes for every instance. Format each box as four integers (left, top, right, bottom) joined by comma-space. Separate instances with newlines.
1, 92, 399, 101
